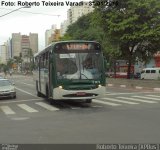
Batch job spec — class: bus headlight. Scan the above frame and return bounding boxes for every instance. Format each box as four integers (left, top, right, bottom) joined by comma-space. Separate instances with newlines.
98, 84, 102, 87
58, 86, 63, 89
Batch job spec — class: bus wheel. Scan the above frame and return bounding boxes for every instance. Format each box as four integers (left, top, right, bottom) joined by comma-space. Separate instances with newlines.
49, 98, 55, 105
37, 91, 41, 97
86, 99, 92, 103
36, 81, 41, 97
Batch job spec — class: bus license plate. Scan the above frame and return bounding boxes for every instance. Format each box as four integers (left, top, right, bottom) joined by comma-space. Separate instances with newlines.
76, 92, 86, 96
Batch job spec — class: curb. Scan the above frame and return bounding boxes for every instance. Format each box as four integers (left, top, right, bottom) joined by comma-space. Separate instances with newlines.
107, 83, 160, 92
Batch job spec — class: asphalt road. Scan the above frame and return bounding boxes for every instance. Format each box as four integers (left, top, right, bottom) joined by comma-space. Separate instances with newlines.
0, 75, 160, 145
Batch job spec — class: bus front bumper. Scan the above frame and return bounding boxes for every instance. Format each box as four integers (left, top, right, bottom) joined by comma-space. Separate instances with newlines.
52, 86, 106, 100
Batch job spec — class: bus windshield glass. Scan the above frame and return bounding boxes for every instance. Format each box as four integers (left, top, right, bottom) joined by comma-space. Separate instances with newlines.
55, 52, 102, 80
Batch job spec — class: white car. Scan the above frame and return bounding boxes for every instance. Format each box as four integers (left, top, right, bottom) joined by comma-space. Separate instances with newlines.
0, 79, 16, 99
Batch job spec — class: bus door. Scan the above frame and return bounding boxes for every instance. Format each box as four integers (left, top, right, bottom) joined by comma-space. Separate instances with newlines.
39, 54, 46, 94
48, 52, 53, 98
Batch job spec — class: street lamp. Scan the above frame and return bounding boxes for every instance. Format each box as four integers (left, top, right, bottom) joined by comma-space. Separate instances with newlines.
0, 6, 31, 17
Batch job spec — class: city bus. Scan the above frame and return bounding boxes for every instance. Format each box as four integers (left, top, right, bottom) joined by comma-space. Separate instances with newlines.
33, 40, 106, 104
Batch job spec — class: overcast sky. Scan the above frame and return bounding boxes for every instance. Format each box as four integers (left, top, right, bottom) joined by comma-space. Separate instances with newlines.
0, 0, 86, 50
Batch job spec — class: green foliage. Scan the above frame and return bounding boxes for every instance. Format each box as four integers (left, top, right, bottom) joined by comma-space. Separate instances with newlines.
7, 58, 14, 69
96, 0, 160, 57
95, 0, 160, 78
62, 0, 160, 78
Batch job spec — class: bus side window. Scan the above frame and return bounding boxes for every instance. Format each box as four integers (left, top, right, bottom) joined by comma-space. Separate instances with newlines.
151, 70, 156, 73
146, 70, 150, 73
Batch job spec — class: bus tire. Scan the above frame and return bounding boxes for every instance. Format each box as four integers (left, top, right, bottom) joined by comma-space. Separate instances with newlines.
37, 91, 41, 97
36, 81, 41, 97
49, 99, 55, 105
46, 85, 50, 99
86, 99, 92, 103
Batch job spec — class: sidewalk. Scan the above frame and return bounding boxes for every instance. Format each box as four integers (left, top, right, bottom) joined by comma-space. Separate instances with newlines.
106, 78, 160, 92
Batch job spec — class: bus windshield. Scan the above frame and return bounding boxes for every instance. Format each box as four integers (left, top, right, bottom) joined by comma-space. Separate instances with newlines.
55, 52, 102, 80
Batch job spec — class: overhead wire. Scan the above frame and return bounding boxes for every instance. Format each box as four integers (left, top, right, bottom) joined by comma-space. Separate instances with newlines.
0, 7, 60, 17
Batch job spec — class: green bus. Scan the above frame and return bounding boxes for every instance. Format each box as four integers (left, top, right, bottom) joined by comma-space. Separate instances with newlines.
33, 40, 106, 104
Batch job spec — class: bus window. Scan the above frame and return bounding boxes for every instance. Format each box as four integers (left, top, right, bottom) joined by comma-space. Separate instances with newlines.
151, 70, 156, 73
146, 70, 150, 73
56, 54, 77, 78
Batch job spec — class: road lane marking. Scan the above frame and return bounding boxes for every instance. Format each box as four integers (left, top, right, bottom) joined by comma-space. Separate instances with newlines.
93, 99, 121, 106
91, 105, 103, 108
105, 92, 159, 96
15, 87, 37, 97
133, 96, 160, 101
102, 98, 139, 104
35, 102, 59, 111
0, 106, 15, 115
117, 97, 157, 103
18, 82, 34, 86
0, 99, 42, 104
147, 95, 160, 98
17, 104, 38, 113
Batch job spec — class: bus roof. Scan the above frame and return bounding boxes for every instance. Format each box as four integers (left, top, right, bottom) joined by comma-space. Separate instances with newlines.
35, 40, 100, 57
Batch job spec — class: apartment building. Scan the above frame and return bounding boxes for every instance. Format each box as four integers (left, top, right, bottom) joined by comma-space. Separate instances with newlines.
12, 33, 38, 58
0, 44, 7, 64
60, 1, 94, 36
45, 25, 57, 46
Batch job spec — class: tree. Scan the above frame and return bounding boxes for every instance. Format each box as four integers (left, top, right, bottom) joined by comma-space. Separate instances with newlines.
23, 48, 34, 72
63, 11, 121, 63
94, 0, 160, 78
7, 58, 14, 69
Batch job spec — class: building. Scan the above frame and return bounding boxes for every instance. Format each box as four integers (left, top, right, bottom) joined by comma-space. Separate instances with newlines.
60, 20, 69, 36
12, 33, 21, 57
11, 33, 38, 58
0, 44, 7, 64
154, 51, 160, 67
48, 29, 60, 44
45, 25, 57, 46
60, 1, 94, 36
67, 2, 94, 25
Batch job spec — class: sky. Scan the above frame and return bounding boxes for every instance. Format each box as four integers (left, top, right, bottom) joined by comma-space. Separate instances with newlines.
0, 0, 86, 50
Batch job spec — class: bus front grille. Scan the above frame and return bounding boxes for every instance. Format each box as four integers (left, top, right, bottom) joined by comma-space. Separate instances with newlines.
63, 93, 98, 98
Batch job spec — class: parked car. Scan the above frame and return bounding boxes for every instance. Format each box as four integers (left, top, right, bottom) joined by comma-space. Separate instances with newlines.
141, 68, 160, 80
0, 79, 16, 99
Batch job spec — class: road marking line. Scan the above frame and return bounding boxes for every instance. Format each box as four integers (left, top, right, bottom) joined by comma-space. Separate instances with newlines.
133, 96, 160, 101
15, 87, 37, 97
147, 95, 160, 98
102, 98, 139, 104
93, 99, 121, 106
17, 104, 38, 113
19, 82, 34, 86
71, 107, 81, 110
0, 106, 15, 115
0, 99, 42, 104
105, 92, 157, 96
117, 97, 157, 103
91, 105, 103, 108
120, 85, 126, 88
35, 102, 59, 111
